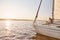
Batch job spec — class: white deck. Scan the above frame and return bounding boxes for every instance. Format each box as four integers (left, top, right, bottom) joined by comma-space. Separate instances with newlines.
34, 24, 60, 39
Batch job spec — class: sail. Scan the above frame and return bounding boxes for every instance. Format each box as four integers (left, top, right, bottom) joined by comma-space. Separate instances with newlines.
54, 0, 60, 19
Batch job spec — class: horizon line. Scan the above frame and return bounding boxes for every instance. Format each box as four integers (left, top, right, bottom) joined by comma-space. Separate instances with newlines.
0, 18, 47, 21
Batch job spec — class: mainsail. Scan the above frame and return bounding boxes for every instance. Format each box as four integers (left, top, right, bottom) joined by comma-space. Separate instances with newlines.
54, 0, 60, 19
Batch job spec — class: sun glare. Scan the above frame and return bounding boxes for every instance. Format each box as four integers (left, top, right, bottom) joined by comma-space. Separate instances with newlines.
5, 20, 12, 36
5, 20, 11, 30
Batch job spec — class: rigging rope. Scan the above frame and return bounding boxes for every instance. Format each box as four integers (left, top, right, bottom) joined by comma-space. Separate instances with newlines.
33, 0, 42, 24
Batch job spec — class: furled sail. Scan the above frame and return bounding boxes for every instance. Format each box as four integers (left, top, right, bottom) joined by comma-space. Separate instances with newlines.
54, 0, 60, 19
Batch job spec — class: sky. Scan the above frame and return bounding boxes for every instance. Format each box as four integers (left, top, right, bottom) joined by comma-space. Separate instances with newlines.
0, 0, 52, 20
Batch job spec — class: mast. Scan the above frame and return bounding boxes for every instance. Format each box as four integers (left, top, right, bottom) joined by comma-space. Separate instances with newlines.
33, 0, 42, 23
52, 0, 54, 23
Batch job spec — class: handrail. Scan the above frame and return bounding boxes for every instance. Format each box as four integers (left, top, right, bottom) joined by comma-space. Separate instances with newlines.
33, 0, 42, 24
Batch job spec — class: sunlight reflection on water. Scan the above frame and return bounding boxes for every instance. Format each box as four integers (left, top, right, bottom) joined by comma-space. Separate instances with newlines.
0, 21, 36, 40
5, 20, 11, 30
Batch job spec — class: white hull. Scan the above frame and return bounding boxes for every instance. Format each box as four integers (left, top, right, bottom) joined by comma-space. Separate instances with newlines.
34, 24, 60, 39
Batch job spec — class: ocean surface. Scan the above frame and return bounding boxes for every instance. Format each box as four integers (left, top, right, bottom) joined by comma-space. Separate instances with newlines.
0, 20, 36, 40
0, 20, 59, 40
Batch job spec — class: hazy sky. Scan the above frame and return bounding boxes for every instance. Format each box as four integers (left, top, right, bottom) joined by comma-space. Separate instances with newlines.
0, 0, 52, 20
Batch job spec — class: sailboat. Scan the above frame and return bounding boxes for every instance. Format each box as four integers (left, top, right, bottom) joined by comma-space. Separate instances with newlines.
33, 0, 60, 39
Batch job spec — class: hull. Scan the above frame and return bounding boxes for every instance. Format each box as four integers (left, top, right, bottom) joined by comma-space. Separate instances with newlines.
34, 24, 60, 39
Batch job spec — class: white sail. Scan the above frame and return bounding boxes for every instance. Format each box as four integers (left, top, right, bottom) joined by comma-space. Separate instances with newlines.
54, 0, 60, 19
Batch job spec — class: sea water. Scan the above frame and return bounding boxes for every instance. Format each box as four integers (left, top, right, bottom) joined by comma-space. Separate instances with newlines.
0, 21, 36, 40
